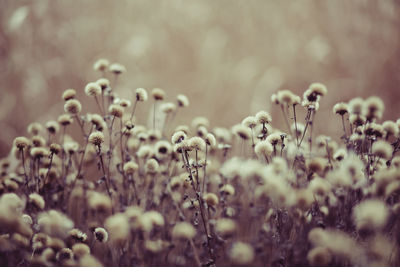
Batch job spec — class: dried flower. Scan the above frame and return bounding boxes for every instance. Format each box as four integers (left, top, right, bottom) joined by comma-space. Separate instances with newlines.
108, 104, 124, 118
135, 88, 148, 101
58, 114, 73, 126
94, 227, 108, 243
62, 89, 76, 101
109, 63, 126, 75
27, 122, 43, 135
64, 99, 82, 115
151, 88, 165, 101
353, 199, 389, 232
255, 140, 273, 158
172, 222, 196, 240
84, 82, 101, 97
215, 218, 237, 237
204, 192, 219, 206
118, 162, 137, 179
96, 78, 110, 90
372, 140, 393, 160
242, 116, 257, 128
188, 136, 206, 151
45, 120, 60, 134
232, 124, 252, 140
93, 58, 109, 72
13, 137, 30, 150
229, 242, 254, 265
160, 102, 176, 114
255, 110, 272, 124
88, 131, 104, 146
177, 94, 189, 107
333, 102, 348, 115
29, 193, 45, 210
145, 158, 159, 174
105, 213, 130, 244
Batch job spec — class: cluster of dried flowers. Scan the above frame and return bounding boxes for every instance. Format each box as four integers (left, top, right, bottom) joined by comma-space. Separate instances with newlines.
1, 59, 400, 266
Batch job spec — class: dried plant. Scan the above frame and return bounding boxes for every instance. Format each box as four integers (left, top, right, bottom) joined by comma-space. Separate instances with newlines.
0, 59, 400, 267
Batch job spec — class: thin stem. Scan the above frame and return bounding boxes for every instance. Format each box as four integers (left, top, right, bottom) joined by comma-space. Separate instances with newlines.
130, 99, 138, 121
74, 115, 86, 136
97, 144, 114, 213
20, 149, 28, 189
61, 126, 66, 177
293, 104, 299, 146
101, 90, 106, 116
202, 144, 208, 193
341, 114, 347, 138
107, 116, 116, 184
309, 111, 315, 154
94, 95, 104, 116
280, 104, 292, 136
182, 150, 215, 262
153, 101, 157, 130
44, 152, 54, 185
298, 109, 312, 147
76, 126, 94, 179
250, 128, 255, 148
120, 119, 125, 165
195, 150, 199, 190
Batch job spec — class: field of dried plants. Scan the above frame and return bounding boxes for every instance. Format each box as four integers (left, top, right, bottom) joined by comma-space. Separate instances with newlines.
1, 1, 400, 267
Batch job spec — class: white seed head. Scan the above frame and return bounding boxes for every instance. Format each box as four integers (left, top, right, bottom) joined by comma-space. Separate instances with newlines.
171, 222, 196, 240
84, 82, 101, 97
229, 242, 254, 265
135, 88, 148, 102
177, 94, 189, 107
88, 131, 104, 146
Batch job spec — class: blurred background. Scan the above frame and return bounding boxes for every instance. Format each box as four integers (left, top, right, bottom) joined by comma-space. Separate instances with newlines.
1, 0, 400, 157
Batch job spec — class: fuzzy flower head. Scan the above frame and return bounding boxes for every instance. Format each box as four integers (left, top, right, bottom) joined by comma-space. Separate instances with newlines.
160, 102, 176, 114
64, 99, 82, 115
96, 78, 110, 91
93, 58, 109, 72
88, 131, 104, 146
135, 88, 148, 102
109, 63, 126, 75
62, 89, 76, 101
94, 227, 108, 243
171, 222, 196, 240
151, 88, 165, 101
372, 140, 393, 160
255, 140, 273, 158
277, 89, 300, 105
58, 114, 73, 126
13, 136, 30, 150
353, 199, 389, 233
84, 82, 101, 97
229, 242, 254, 265
303, 82, 327, 102
123, 161, 138, 175
255, 110, 272, 124
232, 124, 252, 141
188, 136, 206, 151
108, 104, 124, 118
171, 130, 187, 144
242, 116, 257, 129
364, 96, 384, 121
333, 102, 348, 115
177, 94, 189, 107
45, 120, 60, 134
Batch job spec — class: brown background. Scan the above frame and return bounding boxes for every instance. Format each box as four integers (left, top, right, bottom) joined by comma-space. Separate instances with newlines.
1, 0, 400, 156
